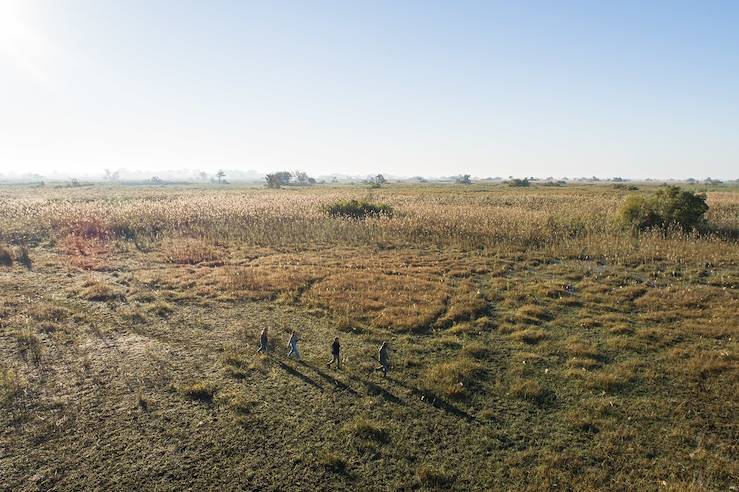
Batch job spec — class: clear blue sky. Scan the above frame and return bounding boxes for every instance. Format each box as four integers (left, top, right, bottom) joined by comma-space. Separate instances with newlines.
1, 0, 737, 179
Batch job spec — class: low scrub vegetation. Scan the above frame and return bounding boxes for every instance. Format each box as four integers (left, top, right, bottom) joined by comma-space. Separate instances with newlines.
620, 186, 709, 232
0, 182, 736, 490
324, 199, 393, 219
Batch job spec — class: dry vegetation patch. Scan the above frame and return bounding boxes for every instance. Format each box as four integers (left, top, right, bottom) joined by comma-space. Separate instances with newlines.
160, 237, 224, 265
305, 272, 448, 331
0, 183, 737, 490
421, 356, 484, 399
213, 265, 320, 301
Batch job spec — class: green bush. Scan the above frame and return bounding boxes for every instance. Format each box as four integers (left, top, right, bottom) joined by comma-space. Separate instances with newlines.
620, 186, 708, 232
508, 178, 529, 187
325, 199, 393, 219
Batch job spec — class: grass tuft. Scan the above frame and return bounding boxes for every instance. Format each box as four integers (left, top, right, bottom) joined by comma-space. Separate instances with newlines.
416, 464, 455, 488
180, 381, 216, 403
342, 416, 390, 443
422, 356, 484, 399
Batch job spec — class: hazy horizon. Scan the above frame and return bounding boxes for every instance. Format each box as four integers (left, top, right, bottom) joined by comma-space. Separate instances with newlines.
1, 1, 738, 180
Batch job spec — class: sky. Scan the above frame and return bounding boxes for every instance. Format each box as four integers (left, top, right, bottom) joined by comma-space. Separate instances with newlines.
0, 0, 738, 179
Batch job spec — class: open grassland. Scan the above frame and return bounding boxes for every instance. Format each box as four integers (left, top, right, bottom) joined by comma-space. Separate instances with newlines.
1, 183, 737, 490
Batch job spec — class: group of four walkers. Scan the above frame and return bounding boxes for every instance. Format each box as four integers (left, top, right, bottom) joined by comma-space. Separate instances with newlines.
256, 328, 391, 376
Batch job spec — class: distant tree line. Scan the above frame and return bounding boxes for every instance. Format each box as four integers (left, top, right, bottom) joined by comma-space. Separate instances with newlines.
265, 171, 317, 188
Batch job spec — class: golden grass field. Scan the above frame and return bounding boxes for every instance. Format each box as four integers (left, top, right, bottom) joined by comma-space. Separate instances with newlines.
1, 182, 737, 490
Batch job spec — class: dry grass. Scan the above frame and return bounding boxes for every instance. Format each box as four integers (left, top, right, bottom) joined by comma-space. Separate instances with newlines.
416, 464, 456, 488
79, 278, 125, 302
342, 416, 390, 443
0, 182, 736, 490
510, 378, 548, 403
305, 272, 448, 331
511, 328, 547, 345
161, 237, 223, 265
179, 380, 217, 403
421, 356, 484, 399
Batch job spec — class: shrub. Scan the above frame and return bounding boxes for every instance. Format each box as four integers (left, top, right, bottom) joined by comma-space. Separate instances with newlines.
325, 199, 393, 219
620, 186, 708, 232
508, 178, 529, 187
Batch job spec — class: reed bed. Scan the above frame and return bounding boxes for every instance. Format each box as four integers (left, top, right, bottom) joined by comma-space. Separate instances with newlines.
1, 185, 736, 262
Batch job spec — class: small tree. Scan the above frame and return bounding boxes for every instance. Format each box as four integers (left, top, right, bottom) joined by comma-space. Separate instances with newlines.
104, 169, 119, 182
366, 174, 386, 188
265, 171, 292, 188
293, 171, 316, 186
509, 178, 529, 187
216, 170, 226, 184
620, 186, 708, 232
455, 174, 472, 185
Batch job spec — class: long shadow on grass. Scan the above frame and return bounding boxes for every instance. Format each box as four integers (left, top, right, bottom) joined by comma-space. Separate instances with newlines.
275, 360, 324, 391
387, 376, 475, 422
303, 363, 361, 397
351, 374, 404, 405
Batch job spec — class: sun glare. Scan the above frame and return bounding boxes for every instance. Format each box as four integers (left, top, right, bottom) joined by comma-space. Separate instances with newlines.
0, 0, 49, 80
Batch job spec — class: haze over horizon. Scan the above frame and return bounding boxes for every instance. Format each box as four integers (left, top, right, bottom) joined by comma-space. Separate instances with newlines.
1, 1, 738, 180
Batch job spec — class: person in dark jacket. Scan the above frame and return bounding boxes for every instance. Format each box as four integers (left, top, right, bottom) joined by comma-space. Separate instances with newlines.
256, 328, 269, 353
327, 337, 341, 370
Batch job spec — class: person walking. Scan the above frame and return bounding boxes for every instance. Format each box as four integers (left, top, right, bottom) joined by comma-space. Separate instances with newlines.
287, 331, 301, 360
327, 337, 341, 370
376, 341, 390, 377
256, 328, 269, 353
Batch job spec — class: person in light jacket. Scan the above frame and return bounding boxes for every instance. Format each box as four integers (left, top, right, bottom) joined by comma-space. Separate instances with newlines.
287, 331, 301, 360
376, 341, 390, 377
257, 328, 269, 353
